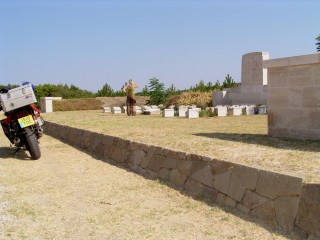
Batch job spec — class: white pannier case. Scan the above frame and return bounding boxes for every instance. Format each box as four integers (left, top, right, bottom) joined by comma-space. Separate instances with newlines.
0, 83, 37, 112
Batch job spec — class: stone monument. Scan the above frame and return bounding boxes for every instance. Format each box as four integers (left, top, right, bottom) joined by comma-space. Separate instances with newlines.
263, 53, 320, 140
212, 52, 269, 106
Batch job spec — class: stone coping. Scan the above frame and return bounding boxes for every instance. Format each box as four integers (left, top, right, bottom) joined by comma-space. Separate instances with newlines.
263, 53, 320, 68
40, 97, 62, 100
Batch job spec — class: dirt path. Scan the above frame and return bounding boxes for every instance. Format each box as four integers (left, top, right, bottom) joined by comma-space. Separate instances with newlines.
0, 134, 295, 240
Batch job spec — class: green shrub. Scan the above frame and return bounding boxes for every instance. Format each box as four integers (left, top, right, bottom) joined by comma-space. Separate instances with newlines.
199, 108, 216, 118
199, 109, 208, 117
207, 108, 216, 117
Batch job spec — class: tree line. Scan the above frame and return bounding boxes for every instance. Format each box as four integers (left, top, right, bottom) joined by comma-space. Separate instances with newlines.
0, 74, 237, 106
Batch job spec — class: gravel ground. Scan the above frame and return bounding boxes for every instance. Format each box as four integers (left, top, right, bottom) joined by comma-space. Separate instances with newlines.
0, 133, 298, 240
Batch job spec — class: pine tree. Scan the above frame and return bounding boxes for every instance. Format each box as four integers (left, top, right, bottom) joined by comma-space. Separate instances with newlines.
146, 78, 167, 105
316, 34, 320, 52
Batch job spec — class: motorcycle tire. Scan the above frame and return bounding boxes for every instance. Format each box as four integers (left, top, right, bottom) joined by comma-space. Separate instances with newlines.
25, 127, 41, 160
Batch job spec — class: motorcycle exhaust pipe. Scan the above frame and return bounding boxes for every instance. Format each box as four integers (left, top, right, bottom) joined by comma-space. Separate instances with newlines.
14, 137, 20, 146
37, 127, 43, 137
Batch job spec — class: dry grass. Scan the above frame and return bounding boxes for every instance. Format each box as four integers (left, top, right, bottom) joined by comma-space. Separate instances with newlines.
177, 91, 213, 107
42, 110, 320, 183
51, 96, 149, 112
0, 134, 295, 239
53, 98, 103, 111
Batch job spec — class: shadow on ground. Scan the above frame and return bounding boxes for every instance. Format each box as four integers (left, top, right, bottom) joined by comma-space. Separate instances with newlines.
48, 135, 298, 240
193, 132, 320, 153
0, 146, 34, 160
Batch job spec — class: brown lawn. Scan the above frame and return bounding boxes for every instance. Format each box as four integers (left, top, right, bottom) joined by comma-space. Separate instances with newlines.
42, 110, 320, 183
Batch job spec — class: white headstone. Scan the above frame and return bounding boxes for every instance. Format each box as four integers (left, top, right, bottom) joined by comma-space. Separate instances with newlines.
246, 105, 255, 115
178, 107, 188, 117
162, 109, 174, 117
186, 109, 199, 119
103, 106, 111, 113
40, 97, 62, 113
112, 106, 122, 114
215, 106, 227, 117
232, 106, 243, 116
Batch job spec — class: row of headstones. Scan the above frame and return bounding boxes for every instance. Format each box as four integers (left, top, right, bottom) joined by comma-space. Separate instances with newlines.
103, 105, 268, 118
162, 105, 268, 118
102, 105, 198, 118
213, 105, 267, 117
163, 106, 201, 118
102, 105, 162, 114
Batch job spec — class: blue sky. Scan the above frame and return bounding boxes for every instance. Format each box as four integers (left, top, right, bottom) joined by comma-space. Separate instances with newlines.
1, 0, 319, 93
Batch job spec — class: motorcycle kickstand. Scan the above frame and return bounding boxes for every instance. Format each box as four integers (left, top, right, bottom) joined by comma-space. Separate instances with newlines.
13, 146, 22, 157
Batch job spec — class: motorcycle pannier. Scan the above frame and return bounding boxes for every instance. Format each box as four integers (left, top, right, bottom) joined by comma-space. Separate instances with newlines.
0, 83, 37, 112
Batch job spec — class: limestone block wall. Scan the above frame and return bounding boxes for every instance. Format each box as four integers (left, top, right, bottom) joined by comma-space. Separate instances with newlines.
263, 53, 320, 140
44, 121, 320, 239
212, 87, 268, 106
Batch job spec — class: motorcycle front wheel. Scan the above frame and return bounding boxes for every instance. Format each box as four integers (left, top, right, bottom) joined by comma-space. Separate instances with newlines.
25, 127, 41, 160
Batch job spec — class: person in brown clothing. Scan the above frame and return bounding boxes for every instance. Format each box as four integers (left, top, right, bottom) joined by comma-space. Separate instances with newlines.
123, 79, 139, 116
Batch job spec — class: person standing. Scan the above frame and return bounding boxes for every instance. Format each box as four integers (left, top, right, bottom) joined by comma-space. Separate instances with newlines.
123, 79, 139, 116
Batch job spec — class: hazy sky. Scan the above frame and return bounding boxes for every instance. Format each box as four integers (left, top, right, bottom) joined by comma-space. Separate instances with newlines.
1, 0, 319, 93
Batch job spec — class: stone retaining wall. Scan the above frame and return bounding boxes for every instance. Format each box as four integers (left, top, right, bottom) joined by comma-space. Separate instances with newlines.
44, 122, 320, 239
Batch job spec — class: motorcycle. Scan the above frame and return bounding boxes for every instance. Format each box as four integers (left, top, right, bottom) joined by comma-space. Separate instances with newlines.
0, 84, 44, 160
